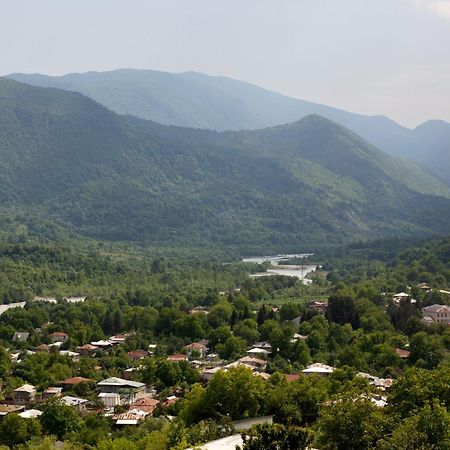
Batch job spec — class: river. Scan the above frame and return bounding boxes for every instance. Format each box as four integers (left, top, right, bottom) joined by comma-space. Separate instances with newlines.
243, 254, 317, 284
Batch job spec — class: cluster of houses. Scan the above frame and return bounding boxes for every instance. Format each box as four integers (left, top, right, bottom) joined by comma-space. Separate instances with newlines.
1, 285, 447, 430
390, 287, 450, 326
0, 375, 162, 426
2, 322, 400, 427
9, 330, 153, 362
2, 330, 168, 426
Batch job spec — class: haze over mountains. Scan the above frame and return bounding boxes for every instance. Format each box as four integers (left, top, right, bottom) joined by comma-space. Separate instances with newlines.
1, 77, 450, 250
8, 69, 450, 185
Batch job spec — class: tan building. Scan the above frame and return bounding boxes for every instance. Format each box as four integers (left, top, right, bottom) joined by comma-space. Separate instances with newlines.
13, 384, 36, 405
421, 304, 450, 326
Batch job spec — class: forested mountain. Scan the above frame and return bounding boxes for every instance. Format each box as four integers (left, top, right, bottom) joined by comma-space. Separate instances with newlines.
1, 77, 450, 249
8, 69, 450, 184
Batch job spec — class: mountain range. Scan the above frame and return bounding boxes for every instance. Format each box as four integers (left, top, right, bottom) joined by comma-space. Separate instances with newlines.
1, 76, 450, 250
8, 69, 450, 185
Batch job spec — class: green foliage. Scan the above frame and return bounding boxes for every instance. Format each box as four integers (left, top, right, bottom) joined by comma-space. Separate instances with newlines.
1, 78, 450, 249
388, 365, 450, 417
267, 376, 328, 425
0, 236, 446, 449
327, 291, 360, 328
142, 359, 199, 388
216, 335, 247, 360
39, 398, 81, 439
206, 366, 268, 420
241, 423, 312, 450
381, 401, 450, 449
0, 414, 41, 447
316, 395, 392, 450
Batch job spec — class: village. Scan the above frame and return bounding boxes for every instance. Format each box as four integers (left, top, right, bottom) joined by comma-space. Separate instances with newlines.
0, 282, 448, 441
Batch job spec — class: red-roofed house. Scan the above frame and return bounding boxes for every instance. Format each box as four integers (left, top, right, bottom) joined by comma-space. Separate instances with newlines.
77, 344, 99, 356
285, 374, 300, 382
48, 332, 69, 344
128, 350, 149, 361
61, 377, 93, 390
394, 348, 410, 359
183, 342, 207, 359
167, 353, 188, 362
129, 397, 160, 415
34, 344, 50, 352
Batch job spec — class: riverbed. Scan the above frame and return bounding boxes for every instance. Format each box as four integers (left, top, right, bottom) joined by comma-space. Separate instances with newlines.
243, 254, 316, 284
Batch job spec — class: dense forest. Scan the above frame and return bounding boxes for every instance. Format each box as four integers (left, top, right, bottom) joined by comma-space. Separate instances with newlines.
0, 236, 447, 449
1, 77, 450, 250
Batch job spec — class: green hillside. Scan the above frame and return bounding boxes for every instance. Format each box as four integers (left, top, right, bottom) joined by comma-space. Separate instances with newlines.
8, 69, 450, 184
1, 77, 450, 250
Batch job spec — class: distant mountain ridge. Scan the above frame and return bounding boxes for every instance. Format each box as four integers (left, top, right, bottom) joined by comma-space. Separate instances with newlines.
8, 69, 450, 184
0, 77, 449, 250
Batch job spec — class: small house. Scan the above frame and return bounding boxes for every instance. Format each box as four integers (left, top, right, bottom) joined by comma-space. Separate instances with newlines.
167, 353, 188, 362
12, 332, 30, 343
421, 304, 450, 326
238, 356, 267, 370
77, 344, 98, 356
61, 377, 92, 391
246, 348, 270, 357
90, 340, 112, 348
127, 350, 149, 361
98, 377, 146, 406
129, 397, 159, 415
42, 387, 63, 400
307, 301, 328, 315
61, 396, 89, 412
48, 332, 68, 344
19, 409, 43, 419
113, 409, 148, 425
184, 342, 207, 359
109, 335, 128, 345
60, 350, 80, 359
0, 404, 25, 417
394, 348, 410, 359
302, 363, 334, 376
13, 384, 36, 405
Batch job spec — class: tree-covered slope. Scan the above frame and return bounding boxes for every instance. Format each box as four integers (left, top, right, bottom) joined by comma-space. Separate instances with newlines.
0, 77, 450, 249
8, 69, 450, 184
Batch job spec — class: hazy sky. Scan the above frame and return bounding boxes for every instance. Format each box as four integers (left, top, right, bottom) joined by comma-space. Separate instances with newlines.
1, 0, 449, 127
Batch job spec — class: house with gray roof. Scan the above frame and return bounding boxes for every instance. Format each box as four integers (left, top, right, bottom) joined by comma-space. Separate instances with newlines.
98, 377, 146, 406
12, 331, 30, 342
421, 304, 450, 326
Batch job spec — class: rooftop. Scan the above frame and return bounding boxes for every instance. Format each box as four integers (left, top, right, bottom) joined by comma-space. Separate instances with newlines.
14, 384, 36, 393
422, 304, 449, 313
98, 377, 145, 389
302, 363, 335, 374
78, 344, 98, 350
12, 331, 30, 342
167, 353, 188, 361
19, 409, 43, 419
62, 396, 88, 407
184, 342, 207, 350
62, 377, 92, 385
0, 404, 25, 415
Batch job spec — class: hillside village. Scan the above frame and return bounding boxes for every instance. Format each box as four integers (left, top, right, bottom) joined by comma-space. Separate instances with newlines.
0, 267, 448, 448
